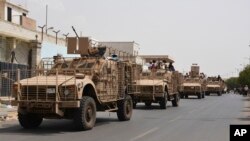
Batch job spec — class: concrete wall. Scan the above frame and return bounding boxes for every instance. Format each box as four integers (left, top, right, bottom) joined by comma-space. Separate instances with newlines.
20, 16, 36, 31
99, 41, 140, 57
0, 36, 6, 61
0, 19, 66, 46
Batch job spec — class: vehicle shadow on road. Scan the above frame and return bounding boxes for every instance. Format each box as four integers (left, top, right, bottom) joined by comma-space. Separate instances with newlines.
134, 105, 172, 110
0, 117, 119, 135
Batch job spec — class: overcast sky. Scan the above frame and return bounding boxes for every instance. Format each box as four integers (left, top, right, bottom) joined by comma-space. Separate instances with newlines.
11, 0, 250, 77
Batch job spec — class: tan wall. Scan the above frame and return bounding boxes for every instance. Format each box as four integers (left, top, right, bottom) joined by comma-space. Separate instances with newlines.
20, 16, 36, 31
0, 0, 5, 20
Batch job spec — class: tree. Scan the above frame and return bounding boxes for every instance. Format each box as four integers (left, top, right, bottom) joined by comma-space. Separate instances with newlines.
225, 77, 240, 90
238, 65, 250, 87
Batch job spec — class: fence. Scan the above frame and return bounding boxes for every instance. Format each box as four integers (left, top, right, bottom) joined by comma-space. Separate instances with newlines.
0, 61, 29, 96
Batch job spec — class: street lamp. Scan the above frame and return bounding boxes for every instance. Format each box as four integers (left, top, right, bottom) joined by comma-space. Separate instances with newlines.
53, 30, 60, 44
46, 26, 53, 34
63, 33, 69, 46
38, 25, 46, 41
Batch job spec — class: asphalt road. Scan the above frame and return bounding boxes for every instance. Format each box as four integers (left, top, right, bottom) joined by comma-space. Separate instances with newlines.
0, 93, 249, 141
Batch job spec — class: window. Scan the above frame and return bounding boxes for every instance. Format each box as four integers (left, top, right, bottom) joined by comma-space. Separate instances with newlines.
7, 7, 12, 22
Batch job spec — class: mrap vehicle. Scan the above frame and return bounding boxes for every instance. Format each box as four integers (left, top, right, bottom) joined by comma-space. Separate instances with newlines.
180, 64, 206, 99
11, 37, 137, 130
131, 55, 181, 109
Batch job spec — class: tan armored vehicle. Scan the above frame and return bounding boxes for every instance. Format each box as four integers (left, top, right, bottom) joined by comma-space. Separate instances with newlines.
205, 76, 223, 96
180, 64, 206, 99
11, 37, 135, 130
131, 55, 181, 109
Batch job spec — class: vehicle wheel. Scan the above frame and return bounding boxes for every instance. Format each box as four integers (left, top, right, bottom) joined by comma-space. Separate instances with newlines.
159, 93, 167, 109
218, 92, 222, 96
202, 93, 205, 98
205, 92, 210, 96
198, 93, 202, 99
74, 96, 96, 130
180, 93, 184, 99
117, 95, 133, 121
172, 93, 180, 107
185, 94, 188, 99
145, 101, 152, 107
18, 113, 43, 129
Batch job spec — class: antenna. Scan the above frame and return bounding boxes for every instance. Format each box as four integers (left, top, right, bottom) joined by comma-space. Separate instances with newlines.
72, 26, 79, 38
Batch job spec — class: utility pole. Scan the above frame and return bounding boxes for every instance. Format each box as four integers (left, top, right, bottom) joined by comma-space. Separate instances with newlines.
45, 4, 48, 34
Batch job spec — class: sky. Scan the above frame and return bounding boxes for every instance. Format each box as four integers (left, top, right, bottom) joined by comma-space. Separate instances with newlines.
10, 0, 250, 78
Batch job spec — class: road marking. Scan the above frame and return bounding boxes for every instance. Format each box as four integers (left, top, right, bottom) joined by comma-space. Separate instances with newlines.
130, 127, 159, 141
168, 115, 181, 122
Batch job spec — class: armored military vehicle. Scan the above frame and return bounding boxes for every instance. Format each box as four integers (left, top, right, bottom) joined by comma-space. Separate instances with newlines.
11, 37, 136, 130
180, 64, 206, 99
205, 77, 223, 96
131, 55, 181, 109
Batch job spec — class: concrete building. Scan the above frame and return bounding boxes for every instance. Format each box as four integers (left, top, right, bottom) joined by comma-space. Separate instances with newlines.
0, 0, 67, 96
99, 41, 143, 64
0, 0, 65, 68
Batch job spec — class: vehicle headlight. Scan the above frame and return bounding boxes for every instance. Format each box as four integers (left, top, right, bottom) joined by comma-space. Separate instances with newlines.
64, 89, 70, 96
62, 85, 76, 96
46, 88, 56, 94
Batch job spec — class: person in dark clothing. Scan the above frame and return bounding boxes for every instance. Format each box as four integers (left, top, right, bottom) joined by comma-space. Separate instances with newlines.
168, 62, 175, 71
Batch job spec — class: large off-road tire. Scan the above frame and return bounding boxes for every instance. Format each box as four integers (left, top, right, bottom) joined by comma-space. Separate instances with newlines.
18, 113, 43, 129
145, 101, 152, 107
117, 95, 133, 121
159, 93, 167, 109
202, 93, 205, 98
218, 92, 222, 96
198, 93, 202, 99
74, 96, 96, 130
180, 93, 184, 99
172, 93, 180, 107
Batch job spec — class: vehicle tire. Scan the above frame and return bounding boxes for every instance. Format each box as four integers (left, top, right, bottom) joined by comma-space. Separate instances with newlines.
117, 95, 133, 121
205, 92, 210, 96
145, 101, 152, 107
218, 92, 222, 96
159, 93, 167, 109
202, 93, 205, 98
74, 96, 96, 130
18, 113, 43, 129
185, 94, 188, 99
172, 93, 180, 107
198, 93, 202, 99
180, 93, 184, 99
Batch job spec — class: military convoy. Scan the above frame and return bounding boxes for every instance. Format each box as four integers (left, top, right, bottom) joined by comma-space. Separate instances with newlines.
131, 55, 182, 109
205, 77, 224, 96
8, 32, 226, 131
180, 64, 206, 99
11, 37, 136, 130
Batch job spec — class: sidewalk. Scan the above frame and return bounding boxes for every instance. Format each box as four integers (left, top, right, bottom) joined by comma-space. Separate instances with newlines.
0, 97, 17, 122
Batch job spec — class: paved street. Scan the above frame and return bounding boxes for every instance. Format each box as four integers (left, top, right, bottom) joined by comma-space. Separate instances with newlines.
0, 93, 249, 141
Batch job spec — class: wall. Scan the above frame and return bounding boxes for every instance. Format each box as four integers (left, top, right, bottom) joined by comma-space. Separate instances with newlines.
20, 16, 36, 31
0, 0, 5, 20
99, 42, 139, 57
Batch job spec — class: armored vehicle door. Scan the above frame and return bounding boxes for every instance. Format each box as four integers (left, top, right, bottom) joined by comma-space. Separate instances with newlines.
96, 60, 118, 102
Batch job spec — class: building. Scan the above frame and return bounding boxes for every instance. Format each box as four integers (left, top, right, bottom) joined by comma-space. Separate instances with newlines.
0, 0, 65, 67
0, 0, 65, 96
99, 41, 143, 64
